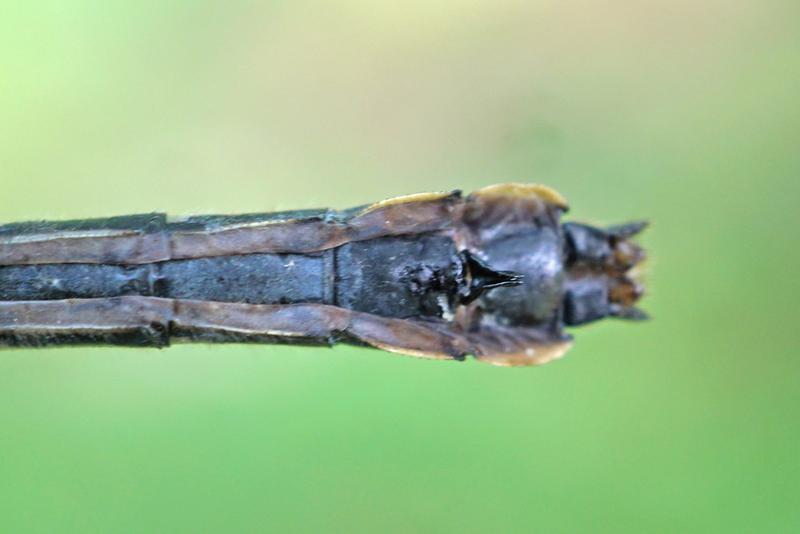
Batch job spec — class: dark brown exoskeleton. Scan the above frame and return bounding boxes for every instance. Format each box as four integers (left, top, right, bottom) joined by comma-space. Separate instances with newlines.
0, 184, 647, 366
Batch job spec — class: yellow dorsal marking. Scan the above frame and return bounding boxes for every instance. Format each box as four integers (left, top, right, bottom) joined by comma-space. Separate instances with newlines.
357, 191, 457, 216
471, 183, 568, 210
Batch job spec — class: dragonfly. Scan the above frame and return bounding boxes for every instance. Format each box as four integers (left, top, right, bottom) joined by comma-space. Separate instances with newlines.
0, 183, 647, 366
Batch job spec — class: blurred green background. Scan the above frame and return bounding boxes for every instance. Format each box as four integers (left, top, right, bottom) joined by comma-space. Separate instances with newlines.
1, 1, 798, 532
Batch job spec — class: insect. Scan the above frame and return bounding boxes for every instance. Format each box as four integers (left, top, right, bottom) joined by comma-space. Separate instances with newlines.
0, 184, 646, 366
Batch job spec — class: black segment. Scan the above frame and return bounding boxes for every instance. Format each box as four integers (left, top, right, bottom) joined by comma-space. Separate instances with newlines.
478, 226, 565, 326
563, 222, 612, 265
0, 264, 156, 300
159, 253, 326, 305
563, 276, 610, 326
335, 234, 460, 319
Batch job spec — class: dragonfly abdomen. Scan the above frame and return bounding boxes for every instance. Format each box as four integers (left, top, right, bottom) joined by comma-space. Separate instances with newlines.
0, 185, 648, 365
